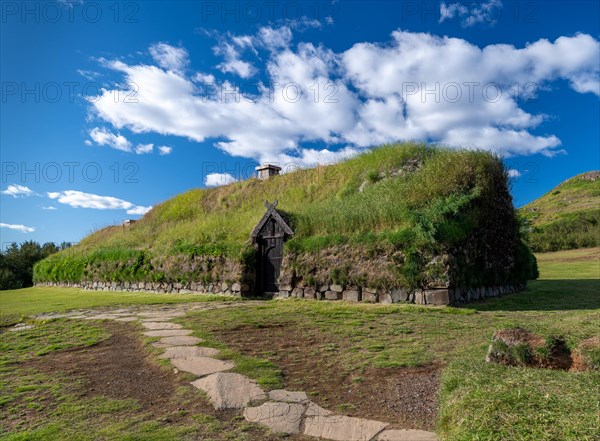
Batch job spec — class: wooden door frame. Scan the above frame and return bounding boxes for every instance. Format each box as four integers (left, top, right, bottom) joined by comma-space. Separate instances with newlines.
257, 233, 284, 295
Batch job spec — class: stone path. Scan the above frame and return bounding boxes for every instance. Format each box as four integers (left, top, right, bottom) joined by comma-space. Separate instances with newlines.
24, 303, 439, 441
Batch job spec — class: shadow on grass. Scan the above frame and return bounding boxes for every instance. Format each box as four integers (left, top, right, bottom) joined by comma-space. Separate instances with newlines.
463, 279, 600, 312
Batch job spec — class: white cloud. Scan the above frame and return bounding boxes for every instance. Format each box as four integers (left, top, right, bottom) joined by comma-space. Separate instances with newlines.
88, 29, 600, 163
2, 184, 34, 197
77, 69, 101, 80
41, 206, 57, 210
89, 127, 132, 152
341, 30, 598, 155
158, 146, 173, 155
47, 190, 150, 216
205, 173, 238, 187
507, 169, 521, 178
0, 222, 35, 233
49, 190, 134, 210
126, 205, 152, 215
288, 17, 323, 31
266, 146, 361, 170
215, 41, 257, 78
135, 143, 154, 154
149, 43, 189, 73
440, 0, 502, 27
194, 72, 216, 83
259, 26, 293, 50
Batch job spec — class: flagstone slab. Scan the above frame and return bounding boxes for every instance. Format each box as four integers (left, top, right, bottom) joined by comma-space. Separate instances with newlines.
137, 311, 185, 318
37, 313, 71, 319
303, 415, 388, 441
191, 372, 266, 410
159, 346, 220, 359
114, 317, 138, 322
139, 317, 176, 322
243, 402, 305, 434
143, 329, 193, 337
171, 357, 234, 377
376, 429, 439, 441
84, 314, 121, 320
305, 401, 333, 418
153, 336, 204, 347
10, 324, 34, 332
142, 322, 183, 330
268, 389, 308, 403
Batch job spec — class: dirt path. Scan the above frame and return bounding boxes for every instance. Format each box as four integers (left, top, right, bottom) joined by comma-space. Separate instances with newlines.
29, 321, 197, 419
216, 324, 441, 430
19, 303, 439, 441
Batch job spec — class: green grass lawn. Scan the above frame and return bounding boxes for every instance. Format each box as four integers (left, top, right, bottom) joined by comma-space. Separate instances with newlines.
534, 247, 600, 279
1, 248, 598, 440
176, 286, 599, 440
0, 287, 241, 325
177, 250, 599, 441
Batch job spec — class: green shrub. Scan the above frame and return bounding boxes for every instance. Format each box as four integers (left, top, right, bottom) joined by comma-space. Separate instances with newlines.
527, 209, 600, 252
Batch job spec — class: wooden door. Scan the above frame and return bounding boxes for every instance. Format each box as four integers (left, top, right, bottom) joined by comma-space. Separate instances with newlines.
258, 217, 284, 294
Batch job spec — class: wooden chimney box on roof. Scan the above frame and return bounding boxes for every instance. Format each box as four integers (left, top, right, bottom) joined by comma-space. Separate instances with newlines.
256, 164, 281, 180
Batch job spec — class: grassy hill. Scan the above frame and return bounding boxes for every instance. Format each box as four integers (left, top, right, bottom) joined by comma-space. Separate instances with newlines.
520, 171, 600, 252
35, 143, 536, 290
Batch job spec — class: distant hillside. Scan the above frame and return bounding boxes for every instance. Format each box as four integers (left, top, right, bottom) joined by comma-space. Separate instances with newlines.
35, 143, 536, 291
520, 171, 600, 252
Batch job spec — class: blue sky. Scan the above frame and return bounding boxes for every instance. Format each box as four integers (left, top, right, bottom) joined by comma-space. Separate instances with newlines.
1, 0, 599, 246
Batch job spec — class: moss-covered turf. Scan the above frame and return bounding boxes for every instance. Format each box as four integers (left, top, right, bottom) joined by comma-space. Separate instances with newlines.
33, 143, 536, 289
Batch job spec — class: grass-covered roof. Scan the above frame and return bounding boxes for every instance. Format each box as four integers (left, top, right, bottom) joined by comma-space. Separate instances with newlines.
35, 143, 536, 286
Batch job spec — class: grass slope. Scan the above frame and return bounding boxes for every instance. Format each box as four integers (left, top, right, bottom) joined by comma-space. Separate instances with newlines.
520, 171, 600, 252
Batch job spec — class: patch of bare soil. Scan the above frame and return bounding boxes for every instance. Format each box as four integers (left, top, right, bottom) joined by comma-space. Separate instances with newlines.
487, 328, 573, 370
29, 321, 196, 418
215, 323, 440, 430
571, 336, 600, 372
24, 321, 310, 440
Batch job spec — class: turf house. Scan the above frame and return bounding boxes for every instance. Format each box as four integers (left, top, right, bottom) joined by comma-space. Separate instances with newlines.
34, 143, 538, 305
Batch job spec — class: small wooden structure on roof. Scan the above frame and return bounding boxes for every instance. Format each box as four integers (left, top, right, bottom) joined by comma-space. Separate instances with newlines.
251, 199, 294, 295
255, 164, 281, 180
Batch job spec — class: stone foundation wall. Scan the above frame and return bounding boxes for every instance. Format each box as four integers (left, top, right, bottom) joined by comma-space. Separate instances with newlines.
36, 281, 525, 305
275, 283, 527, 305
36, 281, 250, 297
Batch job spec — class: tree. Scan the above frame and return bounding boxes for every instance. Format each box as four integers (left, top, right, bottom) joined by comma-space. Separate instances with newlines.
0, 241, 69, 290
